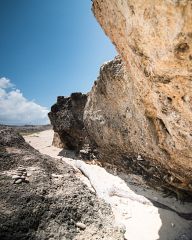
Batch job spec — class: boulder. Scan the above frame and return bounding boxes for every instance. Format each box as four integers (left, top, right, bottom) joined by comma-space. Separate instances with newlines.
85, 0, 192, 192
48, 93, 88, 151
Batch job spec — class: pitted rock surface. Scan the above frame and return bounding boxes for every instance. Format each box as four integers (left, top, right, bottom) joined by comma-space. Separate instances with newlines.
48, 93, 88, 151
0, 128, 123, 240
88, 0, 192, 192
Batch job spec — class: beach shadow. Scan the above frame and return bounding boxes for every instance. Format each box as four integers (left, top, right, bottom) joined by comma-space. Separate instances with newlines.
102, 166, 192, 240
58, 148, 79, 159
157, 207, 192, 240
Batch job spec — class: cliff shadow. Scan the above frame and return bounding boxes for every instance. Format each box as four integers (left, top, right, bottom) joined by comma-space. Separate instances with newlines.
58, 148, 78, 159
101, 165, 192, 240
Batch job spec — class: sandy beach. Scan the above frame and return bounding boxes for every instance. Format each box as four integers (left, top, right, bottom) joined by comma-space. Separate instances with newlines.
24, 130, 192, 240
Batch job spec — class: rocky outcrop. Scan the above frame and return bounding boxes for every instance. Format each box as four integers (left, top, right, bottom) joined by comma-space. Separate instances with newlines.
85, 0, 192, 192
48, 93, 88, 151
0, 128, 123, 240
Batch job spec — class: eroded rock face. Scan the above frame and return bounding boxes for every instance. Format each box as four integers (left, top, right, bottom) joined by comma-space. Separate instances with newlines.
86, 0, 192, 192
48, 93, 88, 151
0, 128, 123, 240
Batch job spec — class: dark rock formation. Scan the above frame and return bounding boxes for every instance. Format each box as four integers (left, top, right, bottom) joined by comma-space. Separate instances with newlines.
48, 93, 88, 151
0, 128, 123, 240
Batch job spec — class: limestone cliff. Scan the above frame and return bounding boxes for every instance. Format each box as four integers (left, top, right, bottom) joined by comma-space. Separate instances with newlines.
86, 0, 192, 192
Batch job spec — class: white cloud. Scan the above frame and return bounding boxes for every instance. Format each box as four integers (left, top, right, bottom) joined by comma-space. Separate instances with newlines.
0, 77, 13, 89
0, 77, 49, 125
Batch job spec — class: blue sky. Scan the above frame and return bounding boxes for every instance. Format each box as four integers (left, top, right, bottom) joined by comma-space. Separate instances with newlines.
0, 0, 116, 124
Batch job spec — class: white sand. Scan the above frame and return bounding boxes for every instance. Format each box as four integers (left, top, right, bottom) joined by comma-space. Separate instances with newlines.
24, 130, 192, 240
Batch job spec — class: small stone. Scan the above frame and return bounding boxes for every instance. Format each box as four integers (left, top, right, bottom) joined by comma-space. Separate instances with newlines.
137, 155, 143, 161
12, 175, 22, 180
80, 149, 87, 154
171, 223, 175, 227
75, 222, 86, 230
22, 172, 27, 176
18, 167, 26, 171
14, 179, 23, 184
16, 172, 23, 176
52, 174, 61, 178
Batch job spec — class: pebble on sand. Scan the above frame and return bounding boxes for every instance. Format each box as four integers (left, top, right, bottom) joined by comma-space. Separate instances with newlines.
12, 175, 22, 180
16, 172, 23, 176
14, 179, 23, 184
75, 222, 86, 230
18, 167, 26, 171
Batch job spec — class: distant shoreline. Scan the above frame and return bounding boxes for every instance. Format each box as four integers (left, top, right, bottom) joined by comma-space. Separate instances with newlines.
0, 124, 52, 134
